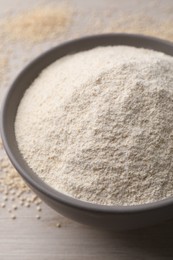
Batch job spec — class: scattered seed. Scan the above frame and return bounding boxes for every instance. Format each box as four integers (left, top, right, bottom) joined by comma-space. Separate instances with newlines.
36, 206, 42, 212
35, 200, 41, 205
25, 203, 30, 208
56, 223, 61, 228
12, 205, 18, 210
11, 215, 16, 220
3, 196, 8, 201
36, 215, 41, 219
19, 201, 24, 206
11, 190, 15, 195
1, 203, 6, 208
17, 191, 23, 197
31, 195, 37, 202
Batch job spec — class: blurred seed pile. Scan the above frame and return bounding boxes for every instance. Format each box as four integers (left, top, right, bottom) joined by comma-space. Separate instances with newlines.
0, 5, 72, 43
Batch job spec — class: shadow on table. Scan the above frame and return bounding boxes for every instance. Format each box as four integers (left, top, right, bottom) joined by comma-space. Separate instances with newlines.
100, 218, 173, 259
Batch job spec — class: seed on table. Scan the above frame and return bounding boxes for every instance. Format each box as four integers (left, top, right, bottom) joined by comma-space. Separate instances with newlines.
19, 200, 24, 206
36, 206, 42, 212
31, 195, 37, 202
35, 200, 41, 205
12, 205, 18, 210
17, 191, 22, 197
1, 203, 6, 208
56, 223, 61, 228
3, 196, 8, 201
25, 203, 30, 208
4, 191, 9, 195
19, 201, 24, 206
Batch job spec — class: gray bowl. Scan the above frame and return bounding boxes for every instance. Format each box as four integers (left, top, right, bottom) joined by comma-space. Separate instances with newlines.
1, 34, 173, 230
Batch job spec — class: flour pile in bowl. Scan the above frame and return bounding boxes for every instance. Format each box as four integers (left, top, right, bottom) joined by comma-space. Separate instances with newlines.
15, 46, 173, 205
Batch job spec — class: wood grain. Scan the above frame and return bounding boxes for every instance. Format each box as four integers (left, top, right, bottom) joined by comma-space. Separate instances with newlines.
1, 204, 173, 260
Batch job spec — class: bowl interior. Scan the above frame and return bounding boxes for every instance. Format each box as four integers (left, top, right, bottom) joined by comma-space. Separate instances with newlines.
1, 33, 173, 213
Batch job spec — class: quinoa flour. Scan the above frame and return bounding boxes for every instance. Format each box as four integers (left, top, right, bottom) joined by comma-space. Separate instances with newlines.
15, 46, 173, 205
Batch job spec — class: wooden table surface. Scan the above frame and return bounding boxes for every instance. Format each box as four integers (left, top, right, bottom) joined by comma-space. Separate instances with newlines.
1, 0, 173, 259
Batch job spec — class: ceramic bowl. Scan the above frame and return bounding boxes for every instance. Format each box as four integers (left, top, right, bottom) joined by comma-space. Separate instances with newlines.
1, 34, 173, 230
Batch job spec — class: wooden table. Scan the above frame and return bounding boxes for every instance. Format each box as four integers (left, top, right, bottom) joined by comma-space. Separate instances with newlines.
1, 203, 173, 260
1, 0, 173, 259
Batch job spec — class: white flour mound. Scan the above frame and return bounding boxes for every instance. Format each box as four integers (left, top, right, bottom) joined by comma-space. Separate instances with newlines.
15, 46, 173, 205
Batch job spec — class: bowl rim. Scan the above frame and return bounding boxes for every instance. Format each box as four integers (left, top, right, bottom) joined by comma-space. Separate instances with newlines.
1, 33, 173, 214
